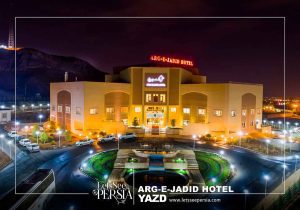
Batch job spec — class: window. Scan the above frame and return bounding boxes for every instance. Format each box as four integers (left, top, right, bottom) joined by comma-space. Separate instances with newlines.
120, 107, 128, 113
76, 107, 81, 115
135, 107, 141, 112
2, 113, 7, 120
57, 105, 62, 113
89, 108, 98, 115
183, 108, 190, 114
250, 109, 255, 115
231, 111, 236, 117
242, 122, 246, 128
250, 121, 254, 126
242, 109, 247, 116
257, 109, 261, 115
159, 94, 166, 102
170, 107, 176, 112
65, 106, 71, 114
51, 105, 56, 111
153, 94, 159, 102
106, 107, 114, 113
198, 108, 206, 115
214, 110, 222, 117
146, 94, 152, 102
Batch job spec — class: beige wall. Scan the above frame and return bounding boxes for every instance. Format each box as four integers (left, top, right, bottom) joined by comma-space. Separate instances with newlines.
50, 67, 263, 136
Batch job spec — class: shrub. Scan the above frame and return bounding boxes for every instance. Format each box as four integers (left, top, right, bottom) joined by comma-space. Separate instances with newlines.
132, 117, 139, 127
40, 132, 49, 144
171, 119, 176, 127
64, 130, 72, 141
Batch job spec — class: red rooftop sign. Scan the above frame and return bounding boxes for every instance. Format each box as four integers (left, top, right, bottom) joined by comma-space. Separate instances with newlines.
150, 55, 194, 67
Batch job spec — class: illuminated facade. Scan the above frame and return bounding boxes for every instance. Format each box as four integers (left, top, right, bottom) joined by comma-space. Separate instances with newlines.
50, 63, 263, 136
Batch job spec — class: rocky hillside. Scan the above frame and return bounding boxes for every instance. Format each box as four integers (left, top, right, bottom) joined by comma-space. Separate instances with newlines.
0, 48, 106, 101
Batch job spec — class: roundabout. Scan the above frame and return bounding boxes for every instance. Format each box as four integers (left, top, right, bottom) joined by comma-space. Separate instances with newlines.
80, 147, 233, 188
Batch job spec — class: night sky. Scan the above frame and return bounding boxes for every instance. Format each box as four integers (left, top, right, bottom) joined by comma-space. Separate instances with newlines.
0, 0, 299, 97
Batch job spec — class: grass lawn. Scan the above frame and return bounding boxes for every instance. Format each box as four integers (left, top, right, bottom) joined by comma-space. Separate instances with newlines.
194, 151, 231, 186
81, 150, 118, 184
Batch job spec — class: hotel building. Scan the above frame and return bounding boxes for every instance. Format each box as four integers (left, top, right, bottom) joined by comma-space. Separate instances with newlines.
50, 60, 263, 136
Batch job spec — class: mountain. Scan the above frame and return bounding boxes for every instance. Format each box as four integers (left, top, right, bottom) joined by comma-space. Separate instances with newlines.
0, 48, 107, 101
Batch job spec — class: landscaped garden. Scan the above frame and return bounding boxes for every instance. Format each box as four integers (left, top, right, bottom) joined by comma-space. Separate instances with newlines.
80, 150, 118, 184
194, 151, 232, 186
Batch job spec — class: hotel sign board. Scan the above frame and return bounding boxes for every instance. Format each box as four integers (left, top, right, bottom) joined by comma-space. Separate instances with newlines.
145, 73, 167, 87
150, 55, 194, 67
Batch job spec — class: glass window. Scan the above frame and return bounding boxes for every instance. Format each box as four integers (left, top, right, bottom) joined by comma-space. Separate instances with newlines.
135, 107, 141, 112
146, 94, 152, 102
51, 105, 56, 111
106, 107, 114, 113
242, 109, 247, 116
57, 105, 62, 113
214, 110, 222, 117
2, 113, 7, 119
65, 106, 71, 114
183, 120, 189, 126
159, 94, 166, 102
120, 107, 128, 113
231, 110, 236, 117
76, 107, 81, 115
198, 108, 206, 115
153, 94, 159, 102
250, 121, 254, 126
170, 107, 176, 112
242, 122, 246, 128
183, 108, 190, 114
90, 108, 98, 115
250, 109, 255, 115
257, 109, 261, 115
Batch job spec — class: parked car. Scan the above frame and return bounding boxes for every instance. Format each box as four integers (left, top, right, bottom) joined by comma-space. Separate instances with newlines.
19, 139, 31, 147
26, 143, 40, 152
119, 133, 136, 141
75, 138, 94, 146
7, 131, 20, 138
98, 135, 116, 143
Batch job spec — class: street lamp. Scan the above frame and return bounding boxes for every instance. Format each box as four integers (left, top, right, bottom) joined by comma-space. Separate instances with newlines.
243, 189, 249, 210
263, 175, 270, 196
295, 122, 299, 127
265, 139, 271, 156
0, 134, 4, 151
57, 130, 62, 147
220, 150, 225, 155
8, 140, 12, 159
278, 121, 282, 129
89, 150, 93, 155
295, 155, 299, 172
117, 133, 121, 150
24, 125, 29, 138
38, 114, 43, 126
35, 131, 40, 144
211, 177, 217, 185
192, 134, 197, 151
237, 131, 243, 147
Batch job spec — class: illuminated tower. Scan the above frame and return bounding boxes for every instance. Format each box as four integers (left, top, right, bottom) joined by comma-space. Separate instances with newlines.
8, 23, 14, 48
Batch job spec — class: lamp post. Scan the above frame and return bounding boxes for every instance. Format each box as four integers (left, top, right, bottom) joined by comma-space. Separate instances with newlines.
35, 131, 40, 144
243, 189, 249, 210
38, 114, 43, 126
278, 121, 282, 129
8, 140, 12, 159
0, 134, 4, 151
57, 130, 62, 148
265, 139, 270, 155
192, 134, 197, 151
117, 133, 121, 150
295, 155, 299, 172
263, 175, 269, 197
237, 131, 243, 147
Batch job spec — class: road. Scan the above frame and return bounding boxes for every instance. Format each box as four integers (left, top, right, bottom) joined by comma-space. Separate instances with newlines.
0, 130, 299, 210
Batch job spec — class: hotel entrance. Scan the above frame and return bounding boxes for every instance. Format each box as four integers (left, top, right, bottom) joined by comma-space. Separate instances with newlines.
145, 106, 165, 127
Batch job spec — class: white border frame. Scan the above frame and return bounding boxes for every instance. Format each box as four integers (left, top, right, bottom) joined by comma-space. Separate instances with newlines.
13, 16, 286, 197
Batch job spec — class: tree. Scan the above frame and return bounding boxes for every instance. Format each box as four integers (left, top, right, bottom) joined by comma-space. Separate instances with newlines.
171, 119, 176, 127
40, 132, 49, 144
31, 124, 39, 136
132, 117, 139, 127
64, 130, 72, 141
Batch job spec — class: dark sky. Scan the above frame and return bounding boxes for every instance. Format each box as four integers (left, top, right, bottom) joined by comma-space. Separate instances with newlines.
0, 0, 299, 97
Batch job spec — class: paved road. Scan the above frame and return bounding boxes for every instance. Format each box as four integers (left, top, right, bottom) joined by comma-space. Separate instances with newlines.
0, 131, 299, 210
